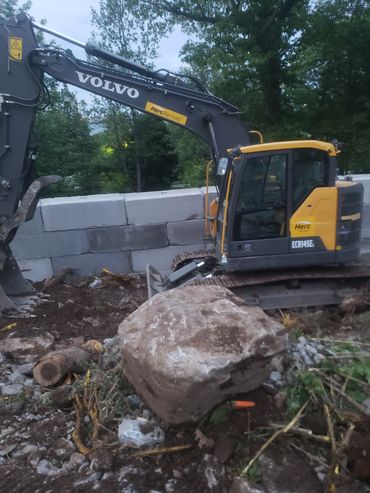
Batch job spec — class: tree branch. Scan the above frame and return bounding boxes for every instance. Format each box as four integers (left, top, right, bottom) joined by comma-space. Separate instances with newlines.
141, 0, 222, 24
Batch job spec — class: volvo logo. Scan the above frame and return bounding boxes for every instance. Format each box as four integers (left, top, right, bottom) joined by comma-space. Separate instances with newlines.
75, 71, 140, 99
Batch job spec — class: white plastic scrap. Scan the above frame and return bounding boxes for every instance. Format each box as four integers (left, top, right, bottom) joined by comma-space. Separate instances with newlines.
118, 417, 165, 448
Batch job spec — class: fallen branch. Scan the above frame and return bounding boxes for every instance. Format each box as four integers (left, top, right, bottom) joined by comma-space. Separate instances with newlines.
290, 442, 329, 469
327, 353, 370, 359
132, 444, 192, 457
326, 424, 355, 493
311, 338, 370, 347
269, 424, 330, 444
324, 405, 336, 453
241, 399, 309, 476
72, 396, 91, 455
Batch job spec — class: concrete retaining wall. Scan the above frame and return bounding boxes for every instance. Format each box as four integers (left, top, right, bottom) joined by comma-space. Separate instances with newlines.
12, 188, 217, 282
12, 176, 370, 282
351, 175, 370, 239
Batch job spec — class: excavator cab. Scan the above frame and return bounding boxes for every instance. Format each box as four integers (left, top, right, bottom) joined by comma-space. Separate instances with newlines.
213, 140, 363, 271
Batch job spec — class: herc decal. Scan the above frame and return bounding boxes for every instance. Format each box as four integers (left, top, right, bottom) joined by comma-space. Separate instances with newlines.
145, 101, 188, 125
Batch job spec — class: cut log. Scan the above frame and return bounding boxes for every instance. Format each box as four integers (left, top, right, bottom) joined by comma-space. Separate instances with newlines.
33, 340, 102, 387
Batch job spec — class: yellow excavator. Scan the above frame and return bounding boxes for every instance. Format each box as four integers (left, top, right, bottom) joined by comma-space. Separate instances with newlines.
150, 139, 365, 309
0, 14, 366, 311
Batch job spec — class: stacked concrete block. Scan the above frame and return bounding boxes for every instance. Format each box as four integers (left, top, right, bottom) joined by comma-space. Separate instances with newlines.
352, 176, 370, 240
41, 194, 127, 230
11, 205, 53, 282
87, 224, 168, 252
11, 188, 217, 281
125, 188, 204, 224
17, 258, 53, 283
11, 194, 129, 281
352, 175, 370, 204
125, 189, 207, 272
8, 180, 370, 281
52, 252, 131, 277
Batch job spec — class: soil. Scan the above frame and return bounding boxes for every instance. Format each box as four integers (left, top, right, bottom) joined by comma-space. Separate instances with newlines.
0, 274, 369, 493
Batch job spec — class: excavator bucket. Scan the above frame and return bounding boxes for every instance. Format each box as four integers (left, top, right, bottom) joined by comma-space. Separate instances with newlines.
0, 175, 62, 314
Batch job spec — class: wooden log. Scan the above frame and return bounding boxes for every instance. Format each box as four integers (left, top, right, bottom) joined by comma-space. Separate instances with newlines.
33, 340, 102, 387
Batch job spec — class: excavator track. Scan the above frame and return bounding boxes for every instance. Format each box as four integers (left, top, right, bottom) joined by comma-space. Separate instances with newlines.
170, 249, 370, 309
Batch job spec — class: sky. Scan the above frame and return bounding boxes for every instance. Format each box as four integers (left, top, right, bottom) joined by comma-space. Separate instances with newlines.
29, 0, 189, 104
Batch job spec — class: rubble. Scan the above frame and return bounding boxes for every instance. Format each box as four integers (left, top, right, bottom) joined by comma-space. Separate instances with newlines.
0, 333, 54, 362
118, 285, 288, 424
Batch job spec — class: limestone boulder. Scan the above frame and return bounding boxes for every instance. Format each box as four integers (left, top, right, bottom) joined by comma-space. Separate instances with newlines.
118, 285, 287, 424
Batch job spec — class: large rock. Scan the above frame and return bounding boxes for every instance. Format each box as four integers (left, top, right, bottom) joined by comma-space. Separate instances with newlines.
118, 285, 287, 424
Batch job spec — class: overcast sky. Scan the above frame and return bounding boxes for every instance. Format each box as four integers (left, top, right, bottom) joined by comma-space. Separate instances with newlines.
29, 0, 189, 104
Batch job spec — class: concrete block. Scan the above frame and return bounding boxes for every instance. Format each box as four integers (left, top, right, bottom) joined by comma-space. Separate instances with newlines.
41, 194, 127, 231
361, 239, 370, 254
361, 204, 370, 238
352, 176, 370, 203
11, 230, 88, 260
201, 186, 218, 210
167, 220, 205, 245
125, 189, 203, 225
51, 252, 131, 276
87, 224, 167, 252
131, 243, 205, 273
18, 258, 53, 282
17, 205, 44, 235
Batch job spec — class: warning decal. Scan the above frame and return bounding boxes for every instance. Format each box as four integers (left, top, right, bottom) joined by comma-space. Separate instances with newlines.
9, 36, 23, 61
145, 101, 187, 125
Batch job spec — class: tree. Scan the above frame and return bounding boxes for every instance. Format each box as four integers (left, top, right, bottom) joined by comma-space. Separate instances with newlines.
117, 0, 309, 129
128, 115, 179, 191
294, 0, 370, 172
34, 80, 100, 196
90, 0, 175, 191
0, 0, 31, 20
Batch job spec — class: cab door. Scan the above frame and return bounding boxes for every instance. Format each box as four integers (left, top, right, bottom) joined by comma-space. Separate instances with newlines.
228, 151, 290, 258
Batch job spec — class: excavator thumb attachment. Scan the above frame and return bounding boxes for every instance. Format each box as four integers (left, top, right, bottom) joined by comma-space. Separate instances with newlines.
0, 175, 62, 314
146, 259, 210, 298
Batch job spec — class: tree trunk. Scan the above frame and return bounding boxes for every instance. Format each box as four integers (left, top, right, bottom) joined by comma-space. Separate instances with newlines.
130, 109, 142, 192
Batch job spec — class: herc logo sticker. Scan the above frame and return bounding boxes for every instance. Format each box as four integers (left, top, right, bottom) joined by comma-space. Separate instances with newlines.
145, 101, 187, 125
9, 36, 23, 61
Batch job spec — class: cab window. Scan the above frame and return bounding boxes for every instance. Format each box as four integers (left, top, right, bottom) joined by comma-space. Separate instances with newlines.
233, 153, 288, 241
293, 149, 328, 210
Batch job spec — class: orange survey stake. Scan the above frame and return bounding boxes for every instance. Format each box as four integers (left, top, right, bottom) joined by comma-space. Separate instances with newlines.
232, 400, 256, 409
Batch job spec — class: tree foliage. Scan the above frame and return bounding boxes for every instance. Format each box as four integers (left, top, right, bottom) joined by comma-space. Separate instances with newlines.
295, 0, 370, 172
90, 0, 180, 191
0, 0, 31, 20
116, 0, 370, 173
34, 80, 100, 196
6, 0, 370, 197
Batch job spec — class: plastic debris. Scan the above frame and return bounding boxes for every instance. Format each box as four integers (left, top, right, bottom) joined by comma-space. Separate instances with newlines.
118, 417, 165, 448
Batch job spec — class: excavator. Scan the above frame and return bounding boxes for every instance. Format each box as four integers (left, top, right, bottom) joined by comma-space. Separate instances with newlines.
0, 13, 366, 313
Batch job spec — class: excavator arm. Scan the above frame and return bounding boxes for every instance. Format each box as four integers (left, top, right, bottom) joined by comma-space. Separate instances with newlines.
0, 13, 250, 312
30, 47, 249, 162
